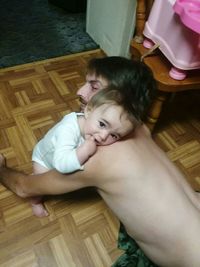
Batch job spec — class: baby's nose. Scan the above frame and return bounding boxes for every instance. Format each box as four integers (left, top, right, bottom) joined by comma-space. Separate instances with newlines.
100, 131, 109, 140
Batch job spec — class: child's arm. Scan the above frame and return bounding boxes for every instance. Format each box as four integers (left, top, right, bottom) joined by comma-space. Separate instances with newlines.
38, 113, 95, 174
51, 116, 97, 172
76, 136, 97, 165
52, 136, 97, 173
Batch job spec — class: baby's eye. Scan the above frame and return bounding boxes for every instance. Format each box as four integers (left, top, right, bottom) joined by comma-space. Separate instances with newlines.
99, 121, 106, 128
111, 134, 118, 140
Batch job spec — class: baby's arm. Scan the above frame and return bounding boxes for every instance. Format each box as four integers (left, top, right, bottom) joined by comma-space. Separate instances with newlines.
76, 136, 97, 165
52, 136, 97, 173
52, 133, 97, 173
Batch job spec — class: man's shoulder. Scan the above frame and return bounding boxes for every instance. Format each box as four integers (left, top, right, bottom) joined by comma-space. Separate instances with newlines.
121, 123, 151, 143
135, 123, 151, 137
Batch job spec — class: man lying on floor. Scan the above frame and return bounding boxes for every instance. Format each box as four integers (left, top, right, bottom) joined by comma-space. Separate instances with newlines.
1, 57, 200, 267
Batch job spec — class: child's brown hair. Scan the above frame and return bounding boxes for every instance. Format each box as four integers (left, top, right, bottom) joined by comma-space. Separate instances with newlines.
86, 86, 139, 124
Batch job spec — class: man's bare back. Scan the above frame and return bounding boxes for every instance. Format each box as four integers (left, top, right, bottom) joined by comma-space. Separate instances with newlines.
0, 124, 200, 267
81, 124, 200, 267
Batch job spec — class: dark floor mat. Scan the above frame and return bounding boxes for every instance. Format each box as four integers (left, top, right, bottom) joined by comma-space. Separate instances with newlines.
0, 0, 99, 68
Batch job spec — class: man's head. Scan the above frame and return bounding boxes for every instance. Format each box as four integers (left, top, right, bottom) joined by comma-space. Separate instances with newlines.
83, 88, 137, 146
77, 56, 156, 121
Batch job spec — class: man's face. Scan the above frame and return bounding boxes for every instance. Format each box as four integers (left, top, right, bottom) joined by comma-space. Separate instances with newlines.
76, 73, 108, 111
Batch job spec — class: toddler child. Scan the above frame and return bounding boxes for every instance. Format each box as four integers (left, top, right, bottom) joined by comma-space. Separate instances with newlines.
31, 87, 138, 217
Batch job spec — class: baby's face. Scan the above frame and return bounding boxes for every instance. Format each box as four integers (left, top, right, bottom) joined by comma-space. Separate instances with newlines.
83, 104, 134, 146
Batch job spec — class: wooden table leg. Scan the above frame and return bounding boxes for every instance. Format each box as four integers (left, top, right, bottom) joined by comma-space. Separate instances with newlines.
146, 91, 168, 132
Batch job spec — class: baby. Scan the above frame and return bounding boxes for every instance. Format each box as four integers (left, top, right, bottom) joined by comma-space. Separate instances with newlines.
31, 87, 138, 217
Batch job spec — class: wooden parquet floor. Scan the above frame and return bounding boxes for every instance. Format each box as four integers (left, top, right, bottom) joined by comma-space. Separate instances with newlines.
0, 49, 200, 267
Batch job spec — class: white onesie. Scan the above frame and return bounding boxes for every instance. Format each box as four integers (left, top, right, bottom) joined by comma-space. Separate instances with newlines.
32, 112, 85, 173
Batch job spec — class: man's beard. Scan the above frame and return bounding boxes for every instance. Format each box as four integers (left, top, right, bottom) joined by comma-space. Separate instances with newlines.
79, 98, 87, 112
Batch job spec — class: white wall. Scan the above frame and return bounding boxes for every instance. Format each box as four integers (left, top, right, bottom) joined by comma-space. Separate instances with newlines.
86, 0, 137, 58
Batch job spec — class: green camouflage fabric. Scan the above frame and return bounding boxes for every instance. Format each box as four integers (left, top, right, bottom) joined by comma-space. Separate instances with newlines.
112, 224, 159, 267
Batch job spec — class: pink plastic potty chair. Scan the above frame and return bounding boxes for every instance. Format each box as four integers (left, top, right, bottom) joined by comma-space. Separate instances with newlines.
143, 0, 200, 80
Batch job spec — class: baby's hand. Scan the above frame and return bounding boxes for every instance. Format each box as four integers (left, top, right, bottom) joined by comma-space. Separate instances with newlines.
84, 135, 97, 156
76, 136, 97, 165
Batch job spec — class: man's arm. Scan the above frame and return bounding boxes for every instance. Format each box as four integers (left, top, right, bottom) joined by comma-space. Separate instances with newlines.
0, 154, 95, 198
0, 133, 133, 199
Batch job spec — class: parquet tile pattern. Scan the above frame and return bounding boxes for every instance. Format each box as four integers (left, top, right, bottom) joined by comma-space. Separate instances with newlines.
0, 49, 200, 266
153, 91, 200, 191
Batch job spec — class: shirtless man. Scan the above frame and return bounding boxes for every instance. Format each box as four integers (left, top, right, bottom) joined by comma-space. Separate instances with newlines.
0, 56, 200, 267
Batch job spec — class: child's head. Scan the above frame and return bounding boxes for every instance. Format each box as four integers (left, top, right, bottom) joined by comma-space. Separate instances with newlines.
83, 87, 138, 146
